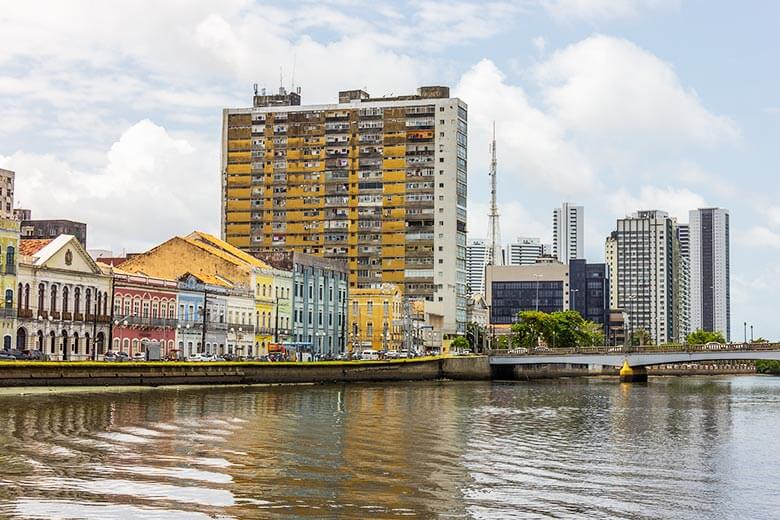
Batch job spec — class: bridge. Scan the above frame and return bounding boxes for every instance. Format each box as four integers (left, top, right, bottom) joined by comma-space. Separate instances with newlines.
489, 342, 780, 382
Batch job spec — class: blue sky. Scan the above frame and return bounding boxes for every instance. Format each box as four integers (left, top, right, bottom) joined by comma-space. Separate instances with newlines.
0, 0, 778, 339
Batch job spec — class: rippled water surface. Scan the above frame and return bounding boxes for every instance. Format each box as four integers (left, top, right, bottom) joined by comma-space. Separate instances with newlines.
0, 377, 778, 519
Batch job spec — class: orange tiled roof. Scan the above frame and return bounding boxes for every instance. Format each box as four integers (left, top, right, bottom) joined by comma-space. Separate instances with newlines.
19, 239, 53, 256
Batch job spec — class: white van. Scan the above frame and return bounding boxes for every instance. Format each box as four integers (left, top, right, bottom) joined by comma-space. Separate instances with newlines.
361, 349, 380, 360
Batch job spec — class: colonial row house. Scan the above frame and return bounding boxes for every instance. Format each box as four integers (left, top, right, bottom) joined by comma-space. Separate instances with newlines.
16, 235, 112, 360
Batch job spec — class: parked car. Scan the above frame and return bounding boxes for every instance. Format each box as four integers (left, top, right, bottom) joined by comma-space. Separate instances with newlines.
187, 353, 205, 362
0, 350, 16, 360
103, 351, 117, 362
131, 352, 146, 361
361, 349, 380, 360
114, 351, 130, 362
22, 349, 44, 360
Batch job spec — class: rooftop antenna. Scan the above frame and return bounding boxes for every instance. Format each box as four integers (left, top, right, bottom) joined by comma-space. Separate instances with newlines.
290, 52, 297, 92
485, 121, 501, 281
279, 66, 284, 94
253, 83, 258, 96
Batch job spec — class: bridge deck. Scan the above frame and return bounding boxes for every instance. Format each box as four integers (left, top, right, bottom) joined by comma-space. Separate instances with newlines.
489, 344, 780, 367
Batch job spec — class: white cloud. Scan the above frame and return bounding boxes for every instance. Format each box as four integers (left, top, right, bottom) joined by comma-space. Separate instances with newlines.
532, 36, 547, 53
541, 0, 679, 22
608, 185, 707, 222
455, 59, 596, 196
534, 35, 739, 150
737, 227, 780, 250
1, 120, 218, 252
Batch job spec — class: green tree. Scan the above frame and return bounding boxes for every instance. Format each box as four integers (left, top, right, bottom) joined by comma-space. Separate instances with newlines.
511, 310, 606, 348
686, 329, 726, 345
629, 328, 653, 347
466, 322, 486, 352
451, 336, 470, 352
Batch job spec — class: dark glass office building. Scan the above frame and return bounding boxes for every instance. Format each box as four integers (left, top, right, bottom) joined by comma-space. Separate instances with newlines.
569, 259, 609, 333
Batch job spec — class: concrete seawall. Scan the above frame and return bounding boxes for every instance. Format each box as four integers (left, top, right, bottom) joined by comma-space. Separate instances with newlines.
0, 356, 492, 387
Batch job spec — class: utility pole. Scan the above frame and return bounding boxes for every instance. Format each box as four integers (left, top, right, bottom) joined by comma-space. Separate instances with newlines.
274, 296, 280, 343
200, 286, 208, 353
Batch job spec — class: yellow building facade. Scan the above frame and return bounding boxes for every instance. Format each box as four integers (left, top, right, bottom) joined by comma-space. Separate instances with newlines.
349, 284, 402, 352
0, 218, 18, 349
221, 86, 469, 338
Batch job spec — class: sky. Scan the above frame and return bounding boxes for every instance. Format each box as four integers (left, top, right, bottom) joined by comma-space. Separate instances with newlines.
0, 0, 778, 339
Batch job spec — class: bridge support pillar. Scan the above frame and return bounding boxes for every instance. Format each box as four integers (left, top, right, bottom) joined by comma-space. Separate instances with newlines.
619, 361, 647, 383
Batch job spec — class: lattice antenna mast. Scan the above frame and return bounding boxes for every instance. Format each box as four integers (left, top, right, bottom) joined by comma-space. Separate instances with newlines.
486, 121, 501, 269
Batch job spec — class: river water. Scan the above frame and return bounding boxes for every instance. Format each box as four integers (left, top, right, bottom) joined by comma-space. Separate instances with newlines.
0, 376, 777, 519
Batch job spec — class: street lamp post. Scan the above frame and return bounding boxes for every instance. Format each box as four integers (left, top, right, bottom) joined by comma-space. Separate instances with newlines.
750, 325, 754, 343
744, 321, 747, 344
533, 274, 543, 312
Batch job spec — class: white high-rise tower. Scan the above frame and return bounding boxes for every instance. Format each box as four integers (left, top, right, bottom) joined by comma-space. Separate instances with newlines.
552, 203, 583, 264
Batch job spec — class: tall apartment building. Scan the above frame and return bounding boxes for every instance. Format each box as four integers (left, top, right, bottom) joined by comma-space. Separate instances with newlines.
507, 237, 544, 266
689, 208, 730, 341
221, 86, 468, 334
466, 238, 487, 296
604, 231, 618, 310
613, 210, 685, 344
552, 203, 583, 264
21, 219, 87, 247
0, 169, 14, 219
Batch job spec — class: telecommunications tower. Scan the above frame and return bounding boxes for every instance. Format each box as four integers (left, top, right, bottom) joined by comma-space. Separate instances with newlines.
485, 122, 501, 270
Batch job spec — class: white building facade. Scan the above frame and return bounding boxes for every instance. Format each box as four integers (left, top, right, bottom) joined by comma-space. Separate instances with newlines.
613, 211, 685, 344
553, 203, 583, 264
507, 237, 544, 266
16, 235, 112, 360
466, 238, 487, 296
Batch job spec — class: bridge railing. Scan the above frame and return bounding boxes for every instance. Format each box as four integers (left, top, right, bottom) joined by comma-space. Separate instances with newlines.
489, 342, 780, 357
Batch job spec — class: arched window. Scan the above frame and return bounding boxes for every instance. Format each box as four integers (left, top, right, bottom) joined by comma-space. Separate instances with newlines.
142, 300, 150, 318
5, 246, 15, 274
62, 286, 70, 313
122, 338, 130, 352
133, 298, 141, 316
72, 332, 79, 354
114, 297, 121, 315
84, 333, 90, 355
17, 283, 22, 311
96, 292, 102, 316
74, 287, 81, 315
37, 284, 45, 315
50, 285, 58, 313
124, 297, 131, 316
169, 303, 175, 319
103, 293, 108, 315
131, 338, 139, 353
4, 289, 12, 310
24, 284, 29, 310
113, 338, 120, 350
85, 288, 92, 315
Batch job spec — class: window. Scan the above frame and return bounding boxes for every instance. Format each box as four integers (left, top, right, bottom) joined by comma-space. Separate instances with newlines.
5, 246, 14, 274
74, 287, 81, 315
62, 286, 69, 313
50, 285, 57, 313
367, 301, 373, 313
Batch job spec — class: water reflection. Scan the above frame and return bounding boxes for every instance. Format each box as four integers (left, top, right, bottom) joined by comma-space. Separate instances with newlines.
0, 378, 777, 518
